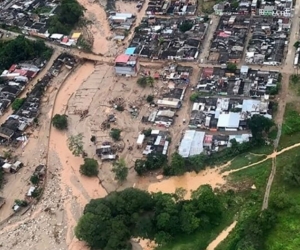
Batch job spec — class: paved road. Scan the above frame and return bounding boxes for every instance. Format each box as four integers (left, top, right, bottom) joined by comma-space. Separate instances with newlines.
261, 0, 300, 211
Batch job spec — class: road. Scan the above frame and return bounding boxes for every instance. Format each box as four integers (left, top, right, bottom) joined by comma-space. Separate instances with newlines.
261, 0, 300, 210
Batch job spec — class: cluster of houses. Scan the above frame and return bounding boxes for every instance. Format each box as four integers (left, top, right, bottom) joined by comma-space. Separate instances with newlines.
213, 0, 292, 17
136, 129, 170, 156
178, 130, 252, 157
245, 16, 289, 65
0, 60, 46, 116
188, 96, 271, 131
208, 15, 250, 64
0, 53, 76, 146
141, 64, 192, 127
114, 16, 209, 73
145, 0, 197, 16
108, 12, 137, 40
197, 66, 281, 97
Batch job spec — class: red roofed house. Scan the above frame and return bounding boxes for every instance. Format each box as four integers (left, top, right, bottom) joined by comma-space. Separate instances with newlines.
114, 54, 139, 76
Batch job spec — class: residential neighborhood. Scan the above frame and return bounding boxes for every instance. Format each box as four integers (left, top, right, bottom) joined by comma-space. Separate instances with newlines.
0, 0, 298, 249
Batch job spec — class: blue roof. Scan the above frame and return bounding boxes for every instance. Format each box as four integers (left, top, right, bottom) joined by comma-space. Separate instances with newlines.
125, 47, 136, 55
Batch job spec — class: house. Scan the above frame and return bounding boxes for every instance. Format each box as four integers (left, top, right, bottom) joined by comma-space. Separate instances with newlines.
115, 54, 139, 76
178, 130, 206, 158
96, 144, 116, 161
217, 112, 240, 131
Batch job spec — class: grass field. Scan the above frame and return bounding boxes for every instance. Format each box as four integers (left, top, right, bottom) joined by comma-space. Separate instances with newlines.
216, 160, 272, 250
265, 147, 300, 250
223, 152, 266, 171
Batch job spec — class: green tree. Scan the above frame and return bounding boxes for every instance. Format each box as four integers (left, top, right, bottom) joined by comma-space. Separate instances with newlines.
247, 115, 274, 141
134, 159, 147, 176
190, 92, 199, 102
227, 62, 237, 72
48, 0, 84, 35
174, 187, 187, 201
112, 158, 128, 182
68, 133, 84, 156
0, 36, 52, 71
137, 76, 154, 88
283, 157, 300, 187
80, 158, 99, 177
12, 98, 26, 111
294, 41, 300, 49
180, 203, 200, 234
146, 95, 154, 103
163, 153, 185, 176
52, 114, 68, 130
30, 175, 39, 185
110, 128, 121, 141
231, 1, 239, 8
179, 20, 193, 32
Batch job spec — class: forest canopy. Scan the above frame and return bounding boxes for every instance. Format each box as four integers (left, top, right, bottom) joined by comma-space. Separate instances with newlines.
0, 36, 53, 70
75, 186, 224, 249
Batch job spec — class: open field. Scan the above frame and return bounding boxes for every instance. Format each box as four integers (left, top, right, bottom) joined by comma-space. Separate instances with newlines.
266, 147, 300, 250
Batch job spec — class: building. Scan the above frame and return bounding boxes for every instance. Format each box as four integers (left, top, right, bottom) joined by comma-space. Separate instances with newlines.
114, 54, 139, 76
217, 112, 240, 131
178, 130, 205, 158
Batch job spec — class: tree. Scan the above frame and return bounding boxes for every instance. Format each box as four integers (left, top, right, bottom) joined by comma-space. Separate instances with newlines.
0, 36, 53, 71
283, 157, 300, 187
231, 1, 239, 8
294, 41, 300, 49
190, 92, 199, 102
134, 159, 147, 176
227, 62, 237, 72
12, 98, 26, 111
174, 187, 187, 201
143, 128, 152, 137
179, 20, 193, 32
247, 115, 274, 141
80, 158, 99, 177
48, 0, 84, 35
30, 175, 39, 185
15, 199, 28, 207
110, 128, 121, 141
52, 114, 68, 130
68, 133, 84, 156
163, 153, 185, 176
112, 158, 128, 182
146, 95, 154, 103
137, 76, 154, 88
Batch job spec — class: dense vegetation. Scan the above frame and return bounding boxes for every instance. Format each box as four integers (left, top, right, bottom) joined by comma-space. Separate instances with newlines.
48, 0, 84, 35
0, 36, 52, 71
75, 186, 225, 249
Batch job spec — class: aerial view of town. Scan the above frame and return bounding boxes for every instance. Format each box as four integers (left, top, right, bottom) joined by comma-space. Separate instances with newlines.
0, 0, 299, 249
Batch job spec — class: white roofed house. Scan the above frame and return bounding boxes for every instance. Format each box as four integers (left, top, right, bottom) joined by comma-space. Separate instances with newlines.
178, 130, 205, 158
217, 112, 240, 131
